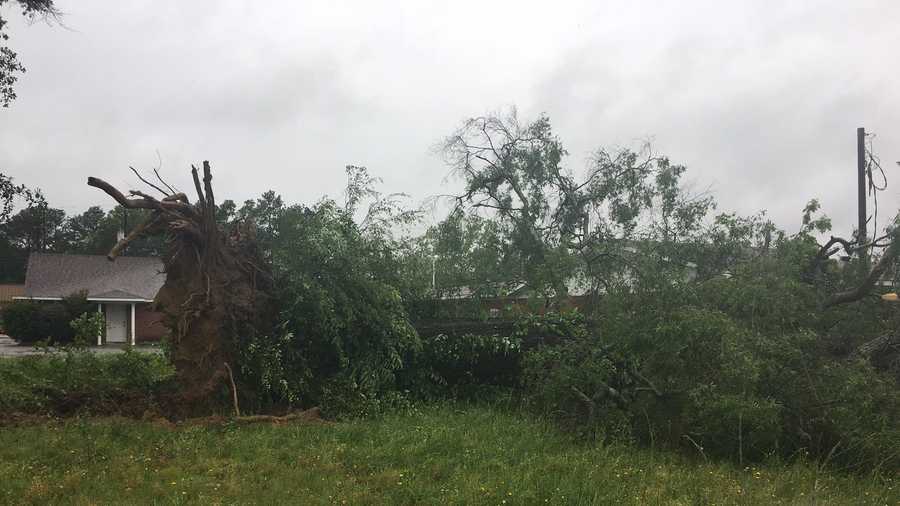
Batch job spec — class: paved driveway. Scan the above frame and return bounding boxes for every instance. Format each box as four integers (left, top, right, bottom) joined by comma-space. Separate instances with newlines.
0, 335, 162, 357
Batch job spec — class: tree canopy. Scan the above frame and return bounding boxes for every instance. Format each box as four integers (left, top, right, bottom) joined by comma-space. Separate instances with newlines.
0, 0, 59, 107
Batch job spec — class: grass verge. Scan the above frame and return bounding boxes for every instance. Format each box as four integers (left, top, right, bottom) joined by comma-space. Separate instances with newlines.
0, 404, 895, 505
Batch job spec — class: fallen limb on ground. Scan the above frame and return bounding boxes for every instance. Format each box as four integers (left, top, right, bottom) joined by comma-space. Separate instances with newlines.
232, 407, 325, 425
177, 407, 326, 427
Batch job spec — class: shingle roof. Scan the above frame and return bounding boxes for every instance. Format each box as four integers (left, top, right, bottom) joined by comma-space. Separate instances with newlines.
23, 253, 165, 301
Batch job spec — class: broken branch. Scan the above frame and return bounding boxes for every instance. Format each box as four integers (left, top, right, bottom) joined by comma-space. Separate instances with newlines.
107, 216, 161, 260
825, 230, 900, 307
87, 177, 194, 215
202, 160, 215, 212
191, 165, 206, 207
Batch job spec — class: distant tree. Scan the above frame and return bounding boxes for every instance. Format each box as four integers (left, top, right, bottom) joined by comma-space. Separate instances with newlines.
101, 207, 165, 257
61, 205, 107, 253
342, 165, 421, 296
0, 172, 42, 280
442, 108, 714, 304
419, 209, 518, 297
234, 190, 285, 256
1, 200, 65, 251
0, 0, 60, 107
215, 199, 237, 223
59, 206, 165, 257
0, 172, 30, 223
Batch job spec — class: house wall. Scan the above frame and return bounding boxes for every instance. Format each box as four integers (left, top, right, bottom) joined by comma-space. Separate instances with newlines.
135, 304, 167, 342
0, 284, 24, 303
0, 285, 24, 334
479, 295, 591, 316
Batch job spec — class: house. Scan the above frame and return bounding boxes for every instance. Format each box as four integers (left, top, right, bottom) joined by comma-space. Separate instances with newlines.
17, 253, 167, 345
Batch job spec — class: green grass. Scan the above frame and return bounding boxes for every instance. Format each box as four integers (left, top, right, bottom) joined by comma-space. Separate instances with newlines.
0, 404, 895, 505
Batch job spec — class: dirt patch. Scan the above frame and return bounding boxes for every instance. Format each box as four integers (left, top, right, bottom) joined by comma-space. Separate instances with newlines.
0, 412, 57, 427
1, 406, 327, 429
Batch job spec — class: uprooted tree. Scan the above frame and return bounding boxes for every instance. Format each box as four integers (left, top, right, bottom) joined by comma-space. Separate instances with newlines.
88, 161, 275, 413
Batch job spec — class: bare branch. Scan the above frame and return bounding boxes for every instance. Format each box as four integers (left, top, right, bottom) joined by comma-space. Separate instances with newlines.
130, 166, 171, 196
223, 362, 241, 417
87, 177, 161, 210
87, 177, 194, 215
631, 368, 663, 397
154, 168, 179, 195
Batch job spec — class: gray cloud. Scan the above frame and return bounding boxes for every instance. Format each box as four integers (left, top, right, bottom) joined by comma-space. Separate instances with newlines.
1, 0, 897, 236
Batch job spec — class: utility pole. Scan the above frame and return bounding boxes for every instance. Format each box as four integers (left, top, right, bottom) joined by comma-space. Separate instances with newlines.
857, 127, 868, 272
432, 254, 436, 291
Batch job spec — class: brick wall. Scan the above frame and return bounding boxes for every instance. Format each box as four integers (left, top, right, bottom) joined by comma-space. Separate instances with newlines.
0, 284, 24, 303
135, 304, 167, 342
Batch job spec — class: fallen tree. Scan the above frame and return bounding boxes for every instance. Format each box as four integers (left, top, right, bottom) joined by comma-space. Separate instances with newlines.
88, 161, 275, 414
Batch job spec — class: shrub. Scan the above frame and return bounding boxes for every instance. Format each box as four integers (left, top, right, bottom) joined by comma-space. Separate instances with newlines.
515, 310, 588, 344
521, 335, 631, 440
2, 292, 94, 344
400, 332, 522, 398
70, 312, 105, 347
750, 330, 900, 470
518, 298, 900, 469
2, 299, 42, 342
399, 311, 588, 400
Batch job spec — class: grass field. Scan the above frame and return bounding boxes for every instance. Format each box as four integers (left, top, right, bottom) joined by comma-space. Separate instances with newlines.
0, 404, 896, 505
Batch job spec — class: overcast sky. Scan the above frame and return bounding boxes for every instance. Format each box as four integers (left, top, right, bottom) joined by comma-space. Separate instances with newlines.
1, 1, 898, 234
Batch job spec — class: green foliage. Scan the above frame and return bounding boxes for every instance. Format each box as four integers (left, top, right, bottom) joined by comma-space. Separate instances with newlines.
0, 350, 173, 415
1, 202, 66, 251
0, 298, 38, 341
514, 309, 588, 341
69, 311, 104, 346
521, 336, 631, 439
227, 190, 285, 255
414, 209, 521, 302
318, 379, 416, 420
232, 169, 424, 415
2, 292, 93, 344
236, 197, 421, 413
401, 332, 522, 398
0, 0, 58, 107
750, 330, 900, 470
0, 172, 30, 223
516, 219, 900, 469
441, 109, 715, 301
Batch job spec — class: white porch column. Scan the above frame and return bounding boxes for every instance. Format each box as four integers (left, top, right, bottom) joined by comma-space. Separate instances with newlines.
130, 303, 136, 346
97, 304, 103, 346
